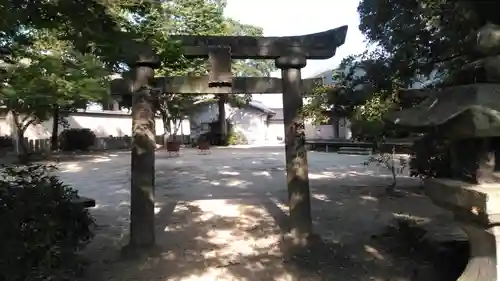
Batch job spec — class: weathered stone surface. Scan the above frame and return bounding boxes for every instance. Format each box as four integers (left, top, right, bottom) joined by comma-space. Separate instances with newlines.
122, 41, 161, 69
424, 178, 500, 281
275, 56, 307, 69
477, 23, 500, 55
112, 77, 321, 95
129, 65, 156, 249
388, 83, 500, 138
208, 47, 232, 86
171, 26, 348, 59
425, 178, 500, 225
448, 138, 500, 184
280, 67, 313, 242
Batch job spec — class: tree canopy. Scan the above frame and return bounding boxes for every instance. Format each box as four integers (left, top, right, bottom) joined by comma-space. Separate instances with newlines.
303, 0, 500, 140
0, 0, 278, 151
357, 0, 500, 86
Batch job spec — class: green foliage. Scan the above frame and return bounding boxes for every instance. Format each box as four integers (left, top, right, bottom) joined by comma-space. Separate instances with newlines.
364, 150, 409, 188
0, 30, 109, 154
349, 92, 402, 141
0, 164, 95, 281
303, 53, 403, 125
0, 0, 139, 70
59, 129, 97, 151
113, 1, 275, 135
227, 129, 247, 145
354, 0, 497, 181
409, 134, 452, 179
0, 136, 13, 150
356, 0, 496, 87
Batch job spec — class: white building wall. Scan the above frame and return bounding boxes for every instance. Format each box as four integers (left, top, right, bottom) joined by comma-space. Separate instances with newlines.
189, 103, 269, 144
0, 111, 191, 140
267, 117, 352, 141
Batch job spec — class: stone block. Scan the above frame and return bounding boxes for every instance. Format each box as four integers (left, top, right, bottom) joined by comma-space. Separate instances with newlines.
425, 178, 500, 280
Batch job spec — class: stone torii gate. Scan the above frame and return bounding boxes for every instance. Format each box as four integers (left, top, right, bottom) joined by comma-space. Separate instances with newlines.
112, 75, 321, 139
117, 26, 347, 253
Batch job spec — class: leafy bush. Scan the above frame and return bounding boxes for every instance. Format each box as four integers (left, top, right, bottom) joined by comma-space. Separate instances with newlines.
0, 164, 95, 281
59, 128, 96, 151
363, 147, 409, 192
409, 133, 451, 179
228, 129, 247, 145
0, 136, 13, 149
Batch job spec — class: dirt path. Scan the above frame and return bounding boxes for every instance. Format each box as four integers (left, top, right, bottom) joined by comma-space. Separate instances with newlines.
55, 148, 467, 281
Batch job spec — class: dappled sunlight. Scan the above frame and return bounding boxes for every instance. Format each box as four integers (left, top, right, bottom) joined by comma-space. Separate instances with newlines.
225, 178, 248, 187
88, 157, 112, 163
100, 198, 293, 281
359, 195, 378, 202
269, 196, 289, 215
219, 170, 240, 176
50, 146, 443, 280
364, 245, 385, 261
312, 193, 331, 202
59, 163, 83, 173
170, 200, 281, 260
309, 170, 376, 180
252, 171, 271, 177
392, 212, 431, 223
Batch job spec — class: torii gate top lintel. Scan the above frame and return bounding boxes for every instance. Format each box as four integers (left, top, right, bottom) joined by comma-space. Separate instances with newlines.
171, 25, 348, 60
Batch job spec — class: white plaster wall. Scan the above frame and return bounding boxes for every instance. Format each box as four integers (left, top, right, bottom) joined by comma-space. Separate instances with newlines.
0, 111, 191, 140
0, 116, 11, 136
338, 118, 352, 139
266, 121, 334, 141
305, 123, 334, 139
267, 122, 285, 142
190, 103, 269, 144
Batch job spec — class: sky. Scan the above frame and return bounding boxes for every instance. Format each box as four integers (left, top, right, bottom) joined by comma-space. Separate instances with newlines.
224, 0, 367, 108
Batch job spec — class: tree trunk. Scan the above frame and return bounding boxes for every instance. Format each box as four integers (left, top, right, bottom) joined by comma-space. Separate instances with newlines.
16, 129, 28, 156
330, 110, 340, 138
333, 118, 340, 138
51, 105, 59, 151
11, 112, 29, 157
218, 95, 228, 146
387, 146, 397, 194
162, 113, 170, 144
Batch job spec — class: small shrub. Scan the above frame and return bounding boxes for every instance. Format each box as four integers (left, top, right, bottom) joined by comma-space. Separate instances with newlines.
0, 136, 13, 149
59, 128, 96, 151
0, 136, 13, 155
364, 146, 409, 192
228, 129, 247, 145
409, 133, 451, 179
0, 164, 95, 281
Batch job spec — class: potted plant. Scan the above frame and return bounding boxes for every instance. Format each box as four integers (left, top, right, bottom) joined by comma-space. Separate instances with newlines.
166, 136, 181, 157
197, 134, 210, 154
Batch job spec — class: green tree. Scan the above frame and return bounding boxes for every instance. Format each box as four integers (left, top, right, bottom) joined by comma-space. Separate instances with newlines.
356, 0, 500, 87
0, 31, 109, 155
113, 1, 275, 143
0, 0, 142, 70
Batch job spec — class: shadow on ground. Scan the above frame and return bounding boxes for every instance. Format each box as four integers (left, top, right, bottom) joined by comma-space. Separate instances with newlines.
52, 148, 468, 281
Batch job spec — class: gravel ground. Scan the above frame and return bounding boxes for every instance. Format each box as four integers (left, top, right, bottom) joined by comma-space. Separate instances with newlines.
53, 146, 467, 281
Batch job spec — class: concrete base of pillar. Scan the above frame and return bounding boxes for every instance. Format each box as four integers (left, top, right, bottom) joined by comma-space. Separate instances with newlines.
424, 179, 500, 281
